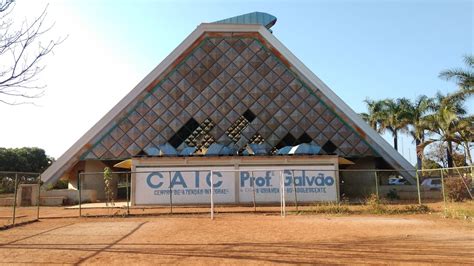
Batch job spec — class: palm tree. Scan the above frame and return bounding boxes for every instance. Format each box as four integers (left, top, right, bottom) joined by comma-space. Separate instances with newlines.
439, 55, 474, 95
404, 95, 435, 170
360, 99, 385, 132
439, 55, 473, 166
378, 98, 412, 151
423, 92, 468, 168
457, 118, 474, 165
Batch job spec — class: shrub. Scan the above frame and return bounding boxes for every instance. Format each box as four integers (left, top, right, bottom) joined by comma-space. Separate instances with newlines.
444, 176, 472, 202
386, 189, 400, 200
52, 179, 68, 189
365, 193, 386, 214
402, 204, 430, 214
104, 167, 115, 206
311, 203, 351, 214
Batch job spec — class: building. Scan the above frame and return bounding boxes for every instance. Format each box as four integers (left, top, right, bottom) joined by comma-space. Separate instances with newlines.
41, 12, 414, 204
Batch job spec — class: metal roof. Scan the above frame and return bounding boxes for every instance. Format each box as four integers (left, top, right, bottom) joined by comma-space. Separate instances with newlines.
213, 12, 277, 30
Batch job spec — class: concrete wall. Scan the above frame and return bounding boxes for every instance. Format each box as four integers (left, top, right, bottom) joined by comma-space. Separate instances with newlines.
340, 157, 377, 199
16, 184, 40, 206
67, 160, 119, 201
0, 197, 14, 206
42, 189, 97, 204
379, 185, 442, 200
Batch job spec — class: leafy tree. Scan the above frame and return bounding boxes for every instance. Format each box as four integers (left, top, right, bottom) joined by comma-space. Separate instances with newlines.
439, 55, 474, 95
0, 147, 53, 172
103, 167, 114, 206
360, 99, 385, 132
378, 98, 412, 151
457, 120, 473, 165
423, 92, 469, 168
404, 95, 436, 170
422, 158, 442, 169
439, 55, 473, 166
360, 56, 473, 169
424, 142, 467, 168
0, 0, 63, 105
421, 158, 442, 177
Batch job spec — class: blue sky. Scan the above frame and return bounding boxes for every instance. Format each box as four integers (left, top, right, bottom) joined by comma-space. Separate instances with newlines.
76, 0, 472, 100
0, 0, 472, 163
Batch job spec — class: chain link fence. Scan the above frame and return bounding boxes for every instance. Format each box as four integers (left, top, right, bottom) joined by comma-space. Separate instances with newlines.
0, 172, 41, 229
72, 166, 472, 219
340, 166, 473, 205
1, 166, 472, 227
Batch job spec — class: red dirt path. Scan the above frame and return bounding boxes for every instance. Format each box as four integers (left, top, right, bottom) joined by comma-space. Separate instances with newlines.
0, 213, 473, 265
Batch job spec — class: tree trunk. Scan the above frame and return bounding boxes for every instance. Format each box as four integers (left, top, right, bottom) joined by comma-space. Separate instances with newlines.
415, 138, 422, 170
393, 134, 398, 151
446, 141, 454, 168
464, 142, 473, 165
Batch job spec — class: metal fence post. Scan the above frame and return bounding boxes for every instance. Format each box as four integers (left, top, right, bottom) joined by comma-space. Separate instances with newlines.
210, 170, 214, 220
251, 171, 256, 212
12, 173, 18, 226
78, 172, 82, 217
37, 175, 41, 220
292, 170, 298, 212
415, 170, 421, 205
440, 169, 447, 209
335, 168, 340, 203
374, 171, 379, 200
279, 170, 286, 217
279, 170, 283, 216
126, 172, 130, 216
168, 171, 173, 214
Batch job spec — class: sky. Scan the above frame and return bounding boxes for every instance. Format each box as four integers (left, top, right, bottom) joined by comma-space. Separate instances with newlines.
0, 0, 472, 164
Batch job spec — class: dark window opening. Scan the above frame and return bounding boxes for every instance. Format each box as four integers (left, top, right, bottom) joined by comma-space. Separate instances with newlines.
243, 109, 256, 122
322, 140, 337, 154
275, 133, 296, 149
297, 132, 312, 144
168, 118, 200, 148
136, 149, 148, 157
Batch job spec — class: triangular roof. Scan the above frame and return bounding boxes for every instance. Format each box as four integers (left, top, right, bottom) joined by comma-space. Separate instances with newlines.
41, 21, 415, 185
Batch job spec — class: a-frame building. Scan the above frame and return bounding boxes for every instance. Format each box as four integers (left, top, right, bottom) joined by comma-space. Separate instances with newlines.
42, 12, 414, 200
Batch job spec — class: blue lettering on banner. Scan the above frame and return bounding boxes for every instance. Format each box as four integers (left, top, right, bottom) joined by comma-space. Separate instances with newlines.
171, 172, 187, 188
206, 172, 223, 188
153, 188, 229, 195
240, 171, 334, 188
147, 172, 164, 189
282, 172, 334, 187
147, 171, 224, 189
240, 171, 272, 187
147, 170, 334, 197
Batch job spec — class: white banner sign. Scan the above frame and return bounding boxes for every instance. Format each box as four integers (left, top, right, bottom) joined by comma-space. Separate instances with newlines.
238, 169, 337, 203
135, 168, 235, 205
134, 166, 337, 205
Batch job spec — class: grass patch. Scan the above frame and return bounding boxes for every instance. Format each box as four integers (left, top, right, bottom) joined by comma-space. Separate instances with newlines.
295, 196, 432, 216
442, 202, 474, 222
364, 194, 432, 214
390, 204, 431, 214
310, 203, 352, 214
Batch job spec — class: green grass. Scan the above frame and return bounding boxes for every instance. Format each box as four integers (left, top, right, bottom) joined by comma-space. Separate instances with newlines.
442, 201, 474, 221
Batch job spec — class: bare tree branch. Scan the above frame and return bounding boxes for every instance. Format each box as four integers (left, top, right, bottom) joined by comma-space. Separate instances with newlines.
0, 0, 65, 105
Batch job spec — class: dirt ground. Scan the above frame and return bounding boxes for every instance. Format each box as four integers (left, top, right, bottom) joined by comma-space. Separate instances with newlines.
0, 213, 473, 265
